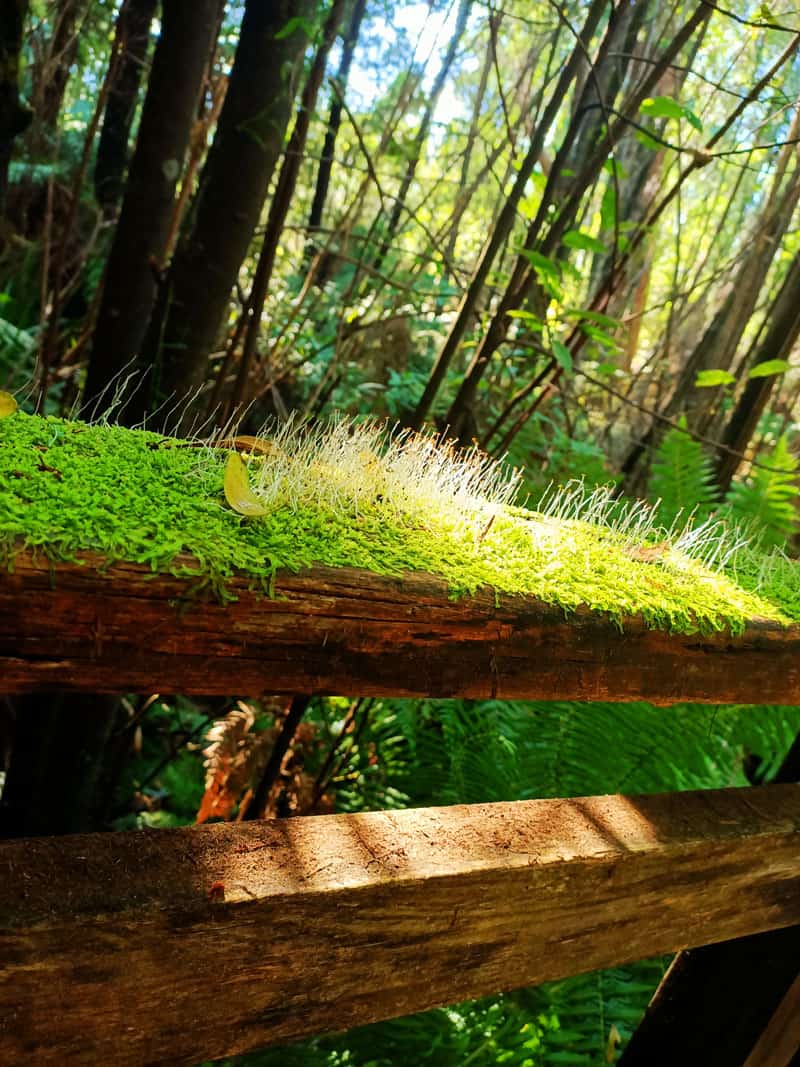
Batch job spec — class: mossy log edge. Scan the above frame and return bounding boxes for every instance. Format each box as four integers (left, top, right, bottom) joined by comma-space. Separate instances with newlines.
0, 785, 798, 1065
2, 551, 800, 702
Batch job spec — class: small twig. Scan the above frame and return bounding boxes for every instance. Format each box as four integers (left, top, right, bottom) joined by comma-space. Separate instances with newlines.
245, 695, 311, 820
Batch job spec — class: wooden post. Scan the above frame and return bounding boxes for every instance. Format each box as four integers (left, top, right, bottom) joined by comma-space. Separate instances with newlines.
1, 785, 799, 1065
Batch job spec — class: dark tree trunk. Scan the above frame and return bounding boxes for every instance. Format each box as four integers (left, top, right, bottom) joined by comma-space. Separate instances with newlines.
81, 0, 220, 421
136, 0, 313, 433
228, 0, 348, 418
93, 0, 159, 216
0, 693, 118, 837
715, 248, 800, 493
0, 0, 31, 224
306, 0, 367, 240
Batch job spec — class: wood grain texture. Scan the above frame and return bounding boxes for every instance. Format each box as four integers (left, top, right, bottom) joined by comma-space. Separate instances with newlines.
2, 551, 800, 702
1, 785, 799, 1066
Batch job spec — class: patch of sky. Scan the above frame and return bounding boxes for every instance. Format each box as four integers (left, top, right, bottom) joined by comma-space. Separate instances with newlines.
344, 0, 475, 127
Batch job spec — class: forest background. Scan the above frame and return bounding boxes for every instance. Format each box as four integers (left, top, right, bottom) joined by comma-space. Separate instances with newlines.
2, 0, 800, 1063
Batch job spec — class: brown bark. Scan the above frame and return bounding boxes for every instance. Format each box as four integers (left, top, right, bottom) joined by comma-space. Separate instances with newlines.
1, 784, 798, 1065
138, 0, 313, 433
2, 552, 800, 703
93, 0, 159, 216
81, 0, 220, 421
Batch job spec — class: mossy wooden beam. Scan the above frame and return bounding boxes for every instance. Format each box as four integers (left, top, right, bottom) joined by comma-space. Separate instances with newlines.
1, 550, 800, 701
1, 785, 798, 1066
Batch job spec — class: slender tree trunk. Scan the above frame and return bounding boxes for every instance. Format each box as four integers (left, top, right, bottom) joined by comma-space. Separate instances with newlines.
371, 0, 471, 273
93, 0, 159, 216
411, 0, 608, 430
136, 0, 313, 433
34, 0, 85, 135
226, 0, 347, 419
715, 248, 800, 493
0, 0, 31, 224
82, 0, 221, 421
443, 3, 710, 442
306, 0, 367, 241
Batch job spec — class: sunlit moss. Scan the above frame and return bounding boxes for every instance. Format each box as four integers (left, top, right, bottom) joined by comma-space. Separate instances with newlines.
0, 411, 794, 634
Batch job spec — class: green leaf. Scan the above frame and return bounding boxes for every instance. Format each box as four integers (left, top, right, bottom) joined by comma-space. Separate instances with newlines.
223, 453, 268, 517
748, 359, 791, 379
565, 307, 619, 330
695, 369, 736, 388
552, 340, 573, 373
641, 95, 685, 121
600, 183, 616, 230
640, 95, 702, 132
274, 16, 315, 40
562, 230, 606, 254
518, 247, 560, 279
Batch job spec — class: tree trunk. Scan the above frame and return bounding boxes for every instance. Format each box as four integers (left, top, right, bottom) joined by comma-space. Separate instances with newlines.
371, 0, 471, 273
306, 0, 367, 240
93, 0, 159, 217
411, 0, 609, 430
0, 693, 118, 837
226, 0, 348, 419
715, 247, 800, 493
137, 0, 313, 433
662, 113, 800, 436
81, 0, 221, 421
0, 0, 31, 224
34, 0, 85, 136
443, 4, 711, 442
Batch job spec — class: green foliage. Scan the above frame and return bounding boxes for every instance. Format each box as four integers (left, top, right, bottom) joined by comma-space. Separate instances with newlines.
647, 420, 718, 527
725, 435, 800, 547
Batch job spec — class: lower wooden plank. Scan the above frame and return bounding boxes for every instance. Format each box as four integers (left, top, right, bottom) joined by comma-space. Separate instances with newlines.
1, 785, 799, 1066
2, 552, 800, 702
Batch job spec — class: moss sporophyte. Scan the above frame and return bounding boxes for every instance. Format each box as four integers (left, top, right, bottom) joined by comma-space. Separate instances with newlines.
1, 409, 797, 634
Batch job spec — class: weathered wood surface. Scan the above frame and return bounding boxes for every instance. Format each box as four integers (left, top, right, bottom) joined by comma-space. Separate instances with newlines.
1, 785, 799, 1066
2, 551, 800, 701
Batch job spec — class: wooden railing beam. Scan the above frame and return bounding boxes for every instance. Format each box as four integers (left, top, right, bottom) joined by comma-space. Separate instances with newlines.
1, 784, 799, 1065
2, 553, 800, 703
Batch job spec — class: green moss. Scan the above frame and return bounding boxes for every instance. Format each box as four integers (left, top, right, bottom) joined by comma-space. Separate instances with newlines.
0, 411, 795, 635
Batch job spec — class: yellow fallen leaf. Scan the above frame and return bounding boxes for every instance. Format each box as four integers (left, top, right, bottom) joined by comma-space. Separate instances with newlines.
0, 391, 17, 418
223, 452, 268, 517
